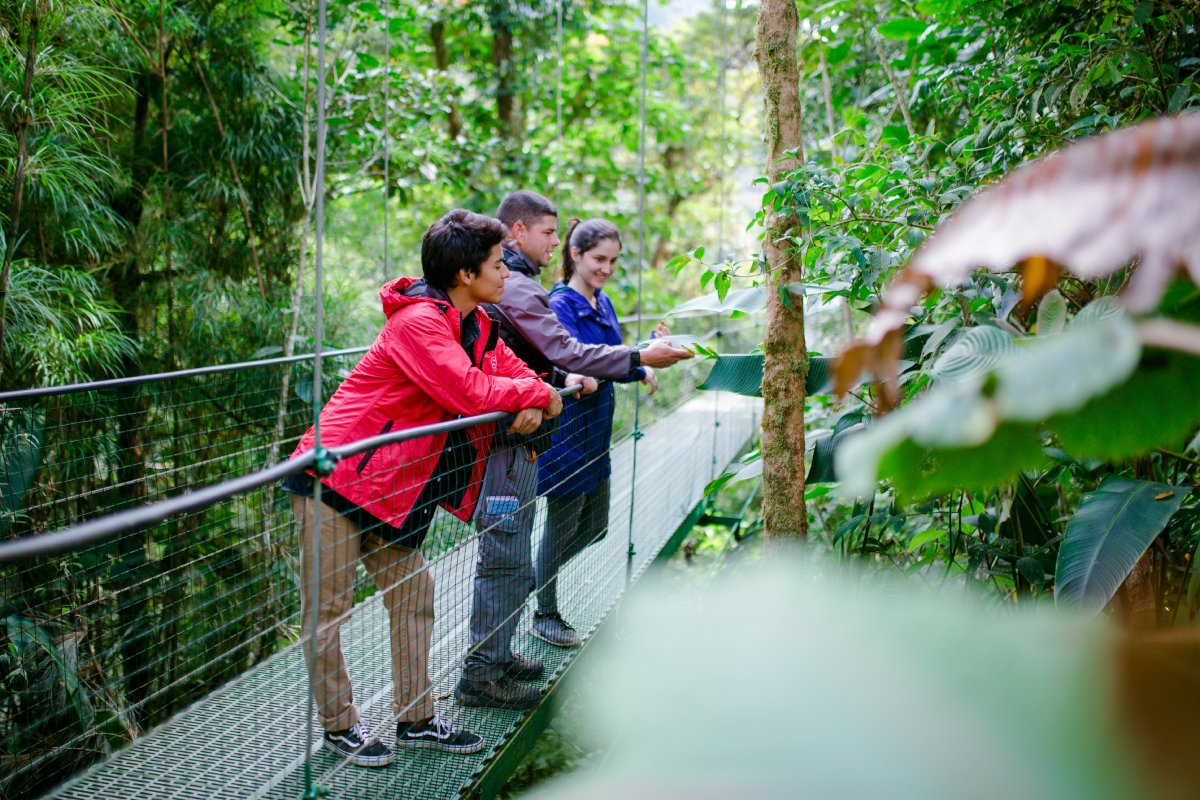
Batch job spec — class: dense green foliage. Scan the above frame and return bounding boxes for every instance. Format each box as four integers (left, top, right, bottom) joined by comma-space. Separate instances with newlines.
686, 0, 1200, 614
698, 0, 1200, 616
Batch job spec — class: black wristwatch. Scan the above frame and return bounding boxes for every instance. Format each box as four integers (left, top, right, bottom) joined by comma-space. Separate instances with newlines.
629, 348, 641, 370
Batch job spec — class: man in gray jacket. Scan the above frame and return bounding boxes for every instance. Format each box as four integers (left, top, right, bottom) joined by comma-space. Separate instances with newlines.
455, 190, 693, 709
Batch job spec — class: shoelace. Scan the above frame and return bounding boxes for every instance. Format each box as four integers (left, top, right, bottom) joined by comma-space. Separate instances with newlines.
547, 612, 575, 631
430, 714, 455, 739
347, 720, 378, 746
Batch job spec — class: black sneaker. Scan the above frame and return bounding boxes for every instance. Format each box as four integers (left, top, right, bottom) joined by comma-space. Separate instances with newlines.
323, 720, 394, 767
396, 714, 485, 754
532, 611, 580, 648
504, 652, 544, 682
454, 676, 541, 710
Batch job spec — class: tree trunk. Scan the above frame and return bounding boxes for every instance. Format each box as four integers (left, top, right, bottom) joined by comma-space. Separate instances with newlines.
0, 5, 40, 385
487, 2, 519, 142
756, 0, 808, 541
430, 20, 463, 140
1120, 548, 1160, 629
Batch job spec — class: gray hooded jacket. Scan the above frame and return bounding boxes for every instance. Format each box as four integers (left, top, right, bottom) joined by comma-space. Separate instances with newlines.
485, 243, 639, 385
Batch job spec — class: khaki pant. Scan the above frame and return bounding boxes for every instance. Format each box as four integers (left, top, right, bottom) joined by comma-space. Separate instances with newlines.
292, 496, 435, 730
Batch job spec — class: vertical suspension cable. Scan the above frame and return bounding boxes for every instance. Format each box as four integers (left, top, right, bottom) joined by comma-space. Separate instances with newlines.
303, 0, 329, 794
709, 0, 730, 484
553, 0, 563, 203
382, 0, 390, 282
625, 0, 649, 586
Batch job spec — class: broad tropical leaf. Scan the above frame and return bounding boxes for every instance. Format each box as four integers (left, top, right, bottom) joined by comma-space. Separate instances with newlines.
835, 303, 1142, 498
666, 286, 766, 317
931, 325, 1016, 381
1036, 290, 1068, 336
699, 354, 841, 397
1055, 477, 1190, 614
993, 300, 1140, 421
808, 411, 866, 484
1049, 352, 1200, 461
699, 354, 765, 396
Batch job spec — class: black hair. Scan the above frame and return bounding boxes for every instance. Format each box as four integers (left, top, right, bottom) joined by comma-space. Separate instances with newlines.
496, 190, 558, 229
421, 208, 508, 290
562, 217, 622, 281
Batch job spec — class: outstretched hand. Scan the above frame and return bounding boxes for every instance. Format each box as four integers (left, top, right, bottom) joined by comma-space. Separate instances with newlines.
639, 338, 694, 369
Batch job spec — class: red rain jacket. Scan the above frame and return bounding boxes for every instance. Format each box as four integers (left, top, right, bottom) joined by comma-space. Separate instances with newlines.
292, 276, 553, 527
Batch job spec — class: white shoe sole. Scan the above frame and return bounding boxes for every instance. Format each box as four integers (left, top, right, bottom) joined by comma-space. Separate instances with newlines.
395, 737, 486, 754
322, 738, 394, 768
531, 625, 580, 648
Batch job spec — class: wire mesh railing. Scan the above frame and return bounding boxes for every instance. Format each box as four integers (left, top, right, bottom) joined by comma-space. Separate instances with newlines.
0, 317, 762, 800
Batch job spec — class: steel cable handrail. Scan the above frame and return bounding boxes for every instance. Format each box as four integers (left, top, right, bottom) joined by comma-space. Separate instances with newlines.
0, 385, 581, 564
0, 346, 370, 402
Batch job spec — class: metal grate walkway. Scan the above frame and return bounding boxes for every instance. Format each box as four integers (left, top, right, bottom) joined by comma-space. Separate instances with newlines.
47, 393, 761, 800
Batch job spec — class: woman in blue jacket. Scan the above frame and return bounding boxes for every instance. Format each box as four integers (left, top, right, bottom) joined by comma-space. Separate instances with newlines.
533, 218, 662, 647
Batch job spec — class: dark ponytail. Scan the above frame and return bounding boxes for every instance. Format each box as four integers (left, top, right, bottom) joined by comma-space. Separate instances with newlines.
562, 217, 622, 281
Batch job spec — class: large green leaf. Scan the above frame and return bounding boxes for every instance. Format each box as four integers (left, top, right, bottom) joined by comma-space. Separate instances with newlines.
1048, 353, 1200, 461
835, 301, 1141, 499
1055, 477, 1190, 614
1036, 290, 1068, 336
808, 411, 866, 484
993, 301, 1140, 421
931, 325, 1017, 382
666, 286, 766, 318
698, 354, 840, 397
699, 354, 764, 396
879, 422, 1046, 500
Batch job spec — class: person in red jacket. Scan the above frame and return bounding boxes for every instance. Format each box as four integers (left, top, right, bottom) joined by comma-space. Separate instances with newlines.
286, 208, 562, 767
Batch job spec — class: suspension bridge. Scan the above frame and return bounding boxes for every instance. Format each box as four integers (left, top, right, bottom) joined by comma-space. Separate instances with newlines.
0, 339, 761, 800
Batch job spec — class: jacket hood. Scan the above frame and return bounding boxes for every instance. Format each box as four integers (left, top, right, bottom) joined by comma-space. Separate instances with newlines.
379, 276, 453, 318
502, 242, 542, 278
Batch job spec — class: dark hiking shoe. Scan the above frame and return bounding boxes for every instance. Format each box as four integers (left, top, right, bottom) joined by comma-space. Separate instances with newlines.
532, 611, 580, 648
323, 720, 393, 767
454, 676, 541, 710
504, 652, 545, 682
395, 714, 485, 754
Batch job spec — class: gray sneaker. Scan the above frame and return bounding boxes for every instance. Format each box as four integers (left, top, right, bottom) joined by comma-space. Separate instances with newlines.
454, 676, 541, 710
532, 611, 580, 648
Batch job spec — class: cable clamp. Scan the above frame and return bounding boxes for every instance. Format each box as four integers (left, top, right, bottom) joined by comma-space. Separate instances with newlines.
632, 429, 645, 441
314, 447, 339, 477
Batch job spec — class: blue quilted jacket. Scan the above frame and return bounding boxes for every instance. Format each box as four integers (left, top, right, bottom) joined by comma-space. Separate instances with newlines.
537, 282, 644, 497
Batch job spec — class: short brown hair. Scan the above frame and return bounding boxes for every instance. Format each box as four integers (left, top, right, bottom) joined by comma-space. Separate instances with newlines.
496, 190, 557, 229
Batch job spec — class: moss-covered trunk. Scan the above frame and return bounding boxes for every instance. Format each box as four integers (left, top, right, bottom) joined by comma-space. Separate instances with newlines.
756, 0, 808, 541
